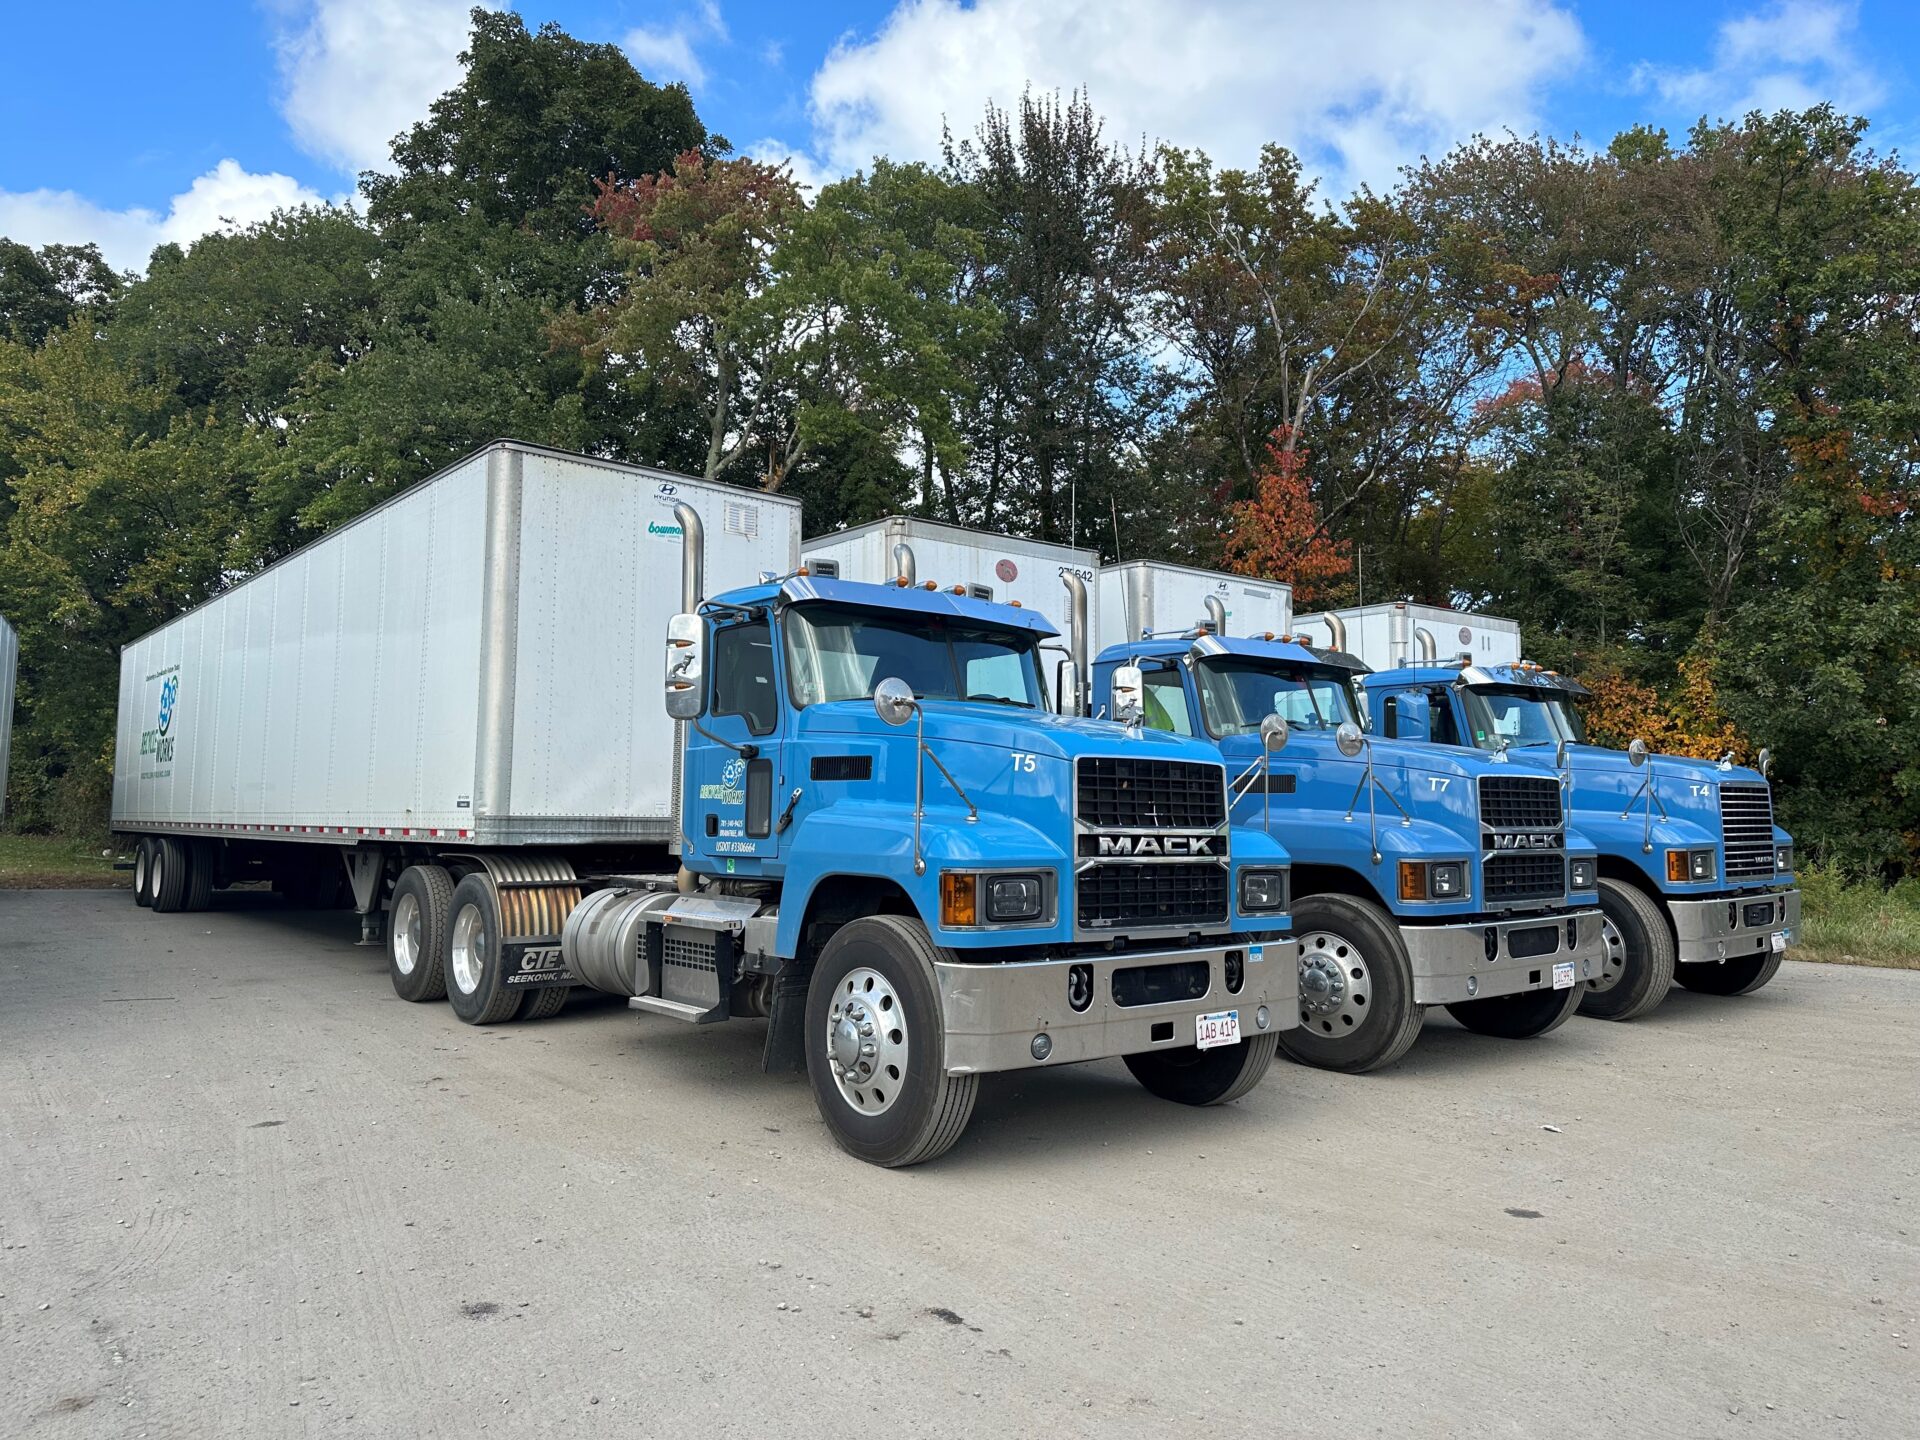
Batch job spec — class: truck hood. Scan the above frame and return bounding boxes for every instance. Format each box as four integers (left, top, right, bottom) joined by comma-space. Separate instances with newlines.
796, 699, 1226, 765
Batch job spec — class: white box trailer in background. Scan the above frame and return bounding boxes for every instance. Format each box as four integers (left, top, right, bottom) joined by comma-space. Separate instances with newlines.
111, 441, 799, 918
1096, 560, 1292, 654
0, 612, 16, 821
1293, 601, 1521, 670
802, 517, 1098, 632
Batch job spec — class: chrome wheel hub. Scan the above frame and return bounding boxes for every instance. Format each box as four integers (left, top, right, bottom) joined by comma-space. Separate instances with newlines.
1298, 931, 1372, 1036
449, 903, 487, 995
1588, 915, 1627, 994
393, 892, 422, 977
825, 966, 908, 1116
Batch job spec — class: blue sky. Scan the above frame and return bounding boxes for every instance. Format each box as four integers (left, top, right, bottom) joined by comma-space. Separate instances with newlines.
2, 1, 1913, 269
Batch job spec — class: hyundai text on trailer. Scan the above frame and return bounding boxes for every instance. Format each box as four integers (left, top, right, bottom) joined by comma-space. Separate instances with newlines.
1302, 601, 1798, 1019
111, 442, 1300, 1166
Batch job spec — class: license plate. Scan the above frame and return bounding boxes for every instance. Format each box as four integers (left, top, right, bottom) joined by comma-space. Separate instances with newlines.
1771, 930, 1789, 953
1551, 960, 1576, 990
1195, 1010, 1241, 1050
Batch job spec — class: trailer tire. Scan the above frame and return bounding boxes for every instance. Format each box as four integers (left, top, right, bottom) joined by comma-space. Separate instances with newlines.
1125, 1031, 1278, 1106
444, 873, 524, 1025
150, 837, 190, 913
521, 985, 571, 1021
804, 915, 977, 1168
1579, 879, 1675, 1020
183, 840, 215, 913
1277, 894, 1426, 1073
1674, 950, 1783, 997
388, 865, 453, 1003
1446, 978, 1583, 1039
133, 839, 154, 908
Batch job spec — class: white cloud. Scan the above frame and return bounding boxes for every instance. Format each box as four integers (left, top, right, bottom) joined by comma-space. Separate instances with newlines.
802, 0, 1586, 193
742, 139, 835, 197
271, 0, 489, 175
1632, 1, 1883, 120
0, 160, 334, 273
624, 1, 729, 91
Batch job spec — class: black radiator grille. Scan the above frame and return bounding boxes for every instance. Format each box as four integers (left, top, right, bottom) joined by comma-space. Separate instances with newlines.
1077, 758, 1225, 830
1720, 783, 1776, 880
1483, 853, 1565, 903
1077, 864, 1228, 931
1478, 774, 1563, 831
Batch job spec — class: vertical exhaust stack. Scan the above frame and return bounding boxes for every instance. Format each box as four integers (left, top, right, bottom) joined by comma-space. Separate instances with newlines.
674, 502, 704, 612
1323, 613, 1348, 653
1415, 626, 1437, 663
892, 542, 917, 586
1061, 572, 1089, 716
1204, 595, 1227, 636
1390, 602, 1411, 667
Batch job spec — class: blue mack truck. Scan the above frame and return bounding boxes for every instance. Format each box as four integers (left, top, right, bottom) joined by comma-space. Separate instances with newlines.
1338, 640, 1797, 1020
1082, 604, 1606, 1073
558, 510, 1301, 1166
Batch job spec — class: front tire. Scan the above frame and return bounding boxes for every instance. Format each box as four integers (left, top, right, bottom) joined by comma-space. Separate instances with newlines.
389, 864, 453, 1003
1447, 980, 1582, 1038
1125, 1032, 1278, 1105
1579, 879, 1675, 1020
1276, 894, 1426, 1073
1674, 950, 1783, 996
803, 915, 977, 1168
444, 873, 524, 1025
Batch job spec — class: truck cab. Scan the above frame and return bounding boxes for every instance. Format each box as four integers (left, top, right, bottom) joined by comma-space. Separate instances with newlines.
1089, 630, 1605, 1073
1358, 659, 1799, 1019
561, 538, 1302, 1166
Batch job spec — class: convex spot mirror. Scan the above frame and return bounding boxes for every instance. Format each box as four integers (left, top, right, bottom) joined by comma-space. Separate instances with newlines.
1758, 746, 1773, 778
1259, 714, 1290, 752
1335, 720, 1366, 758
664, 613, 705, 720
1628, 738, 1650, 768
1111, 665, 1144, 726
873, 675, 917, 727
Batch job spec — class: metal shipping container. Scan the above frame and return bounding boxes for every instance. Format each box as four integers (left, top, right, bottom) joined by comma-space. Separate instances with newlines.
1294, 601, 1521, 669
111, 442, 800, 846
802, 517, 1098, 634
0, 613, 16, 821
1096, 560, 1292, 654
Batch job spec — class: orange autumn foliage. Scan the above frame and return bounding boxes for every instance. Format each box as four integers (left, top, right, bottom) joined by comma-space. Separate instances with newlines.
1580, 652, 1750, 764
1221, 428, 1352, 605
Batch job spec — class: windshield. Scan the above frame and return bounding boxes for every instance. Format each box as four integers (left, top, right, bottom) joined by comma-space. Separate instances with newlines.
784, 603, 1046, 710
1461, 686, 1587, 750
1194, 657, 1361, 738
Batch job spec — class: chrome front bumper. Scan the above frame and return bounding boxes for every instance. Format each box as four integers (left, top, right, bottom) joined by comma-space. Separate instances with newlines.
1671, 888, 1800, 964
1401, 911, 1607, 1006
934, 938, 1300, 1075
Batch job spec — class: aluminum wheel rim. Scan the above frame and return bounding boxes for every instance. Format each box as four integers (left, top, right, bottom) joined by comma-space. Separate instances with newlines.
449, 903, 487, 996
151, 849, 165, 901
1298, 931, 1371, 1036
825, 966, 909, 1116
393, 892, 422, 977
1588, 915, 1627, 995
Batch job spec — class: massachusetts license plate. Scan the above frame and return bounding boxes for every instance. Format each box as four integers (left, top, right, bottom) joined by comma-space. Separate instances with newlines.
1551, 960, 1576, 990
1771, 930, 1790, 953
1195, 1010, 1241, 1050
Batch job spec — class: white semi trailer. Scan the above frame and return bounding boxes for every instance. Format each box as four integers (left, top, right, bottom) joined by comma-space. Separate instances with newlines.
1293, 600, 1521, 670
111, 441, 800, 925
1097, 560, 1292, 652
1, 612, 16, 821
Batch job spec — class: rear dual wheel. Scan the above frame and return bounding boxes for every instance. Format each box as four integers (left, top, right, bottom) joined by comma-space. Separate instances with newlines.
388, 865, 453, 1003
1675, 950, 1783, 996
132, 840, 154, 907
1446, 980, 1582, 1039
445, 872, 525, 1025
1125, 1032, 1277, 1105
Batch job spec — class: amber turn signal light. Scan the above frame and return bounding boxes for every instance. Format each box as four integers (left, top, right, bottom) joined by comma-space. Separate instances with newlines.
940, 871, 978, 927
1397, 861, 1428, 902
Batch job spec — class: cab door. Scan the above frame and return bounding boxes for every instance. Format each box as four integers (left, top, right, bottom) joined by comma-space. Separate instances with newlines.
685, 616, 786, 874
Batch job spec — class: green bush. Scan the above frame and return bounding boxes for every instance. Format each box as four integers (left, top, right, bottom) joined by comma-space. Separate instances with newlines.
1793, 865, 1920, 969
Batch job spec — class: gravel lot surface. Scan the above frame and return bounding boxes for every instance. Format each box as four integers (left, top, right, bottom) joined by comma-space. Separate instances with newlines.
3, 889, 1915, 1437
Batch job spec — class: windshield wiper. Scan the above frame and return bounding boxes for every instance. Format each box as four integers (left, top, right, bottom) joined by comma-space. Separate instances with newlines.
965, 693, 1035, 708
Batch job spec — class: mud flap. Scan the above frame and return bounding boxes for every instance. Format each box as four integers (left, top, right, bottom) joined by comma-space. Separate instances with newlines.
762, 963, 811, 1074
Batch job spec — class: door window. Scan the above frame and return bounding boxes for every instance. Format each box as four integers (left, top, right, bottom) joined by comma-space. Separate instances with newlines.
711, 619, 778, 736
1139, 667, 1196, 736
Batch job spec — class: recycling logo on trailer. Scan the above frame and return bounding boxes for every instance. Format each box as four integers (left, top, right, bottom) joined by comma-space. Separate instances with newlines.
139, 666, 181, 778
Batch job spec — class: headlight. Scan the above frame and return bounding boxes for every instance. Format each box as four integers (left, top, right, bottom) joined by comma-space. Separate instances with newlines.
1570, 858, 1595, 890
1689, 849, 1716, 882
985, 873, 1045, 922
1430, 862, 1466, 898
1776, 845, 1793, 875
1397, 860, 1467, 903
1239, 868, 1289, 914
1666, 849, 1716, 883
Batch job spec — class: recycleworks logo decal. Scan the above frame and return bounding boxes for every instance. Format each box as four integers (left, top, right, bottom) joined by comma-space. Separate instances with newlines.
139, 666, 180, 779
698, 756, 747, 806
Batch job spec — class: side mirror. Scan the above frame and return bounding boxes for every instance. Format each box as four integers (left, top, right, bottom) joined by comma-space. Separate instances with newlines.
873, 676, 917, 727
1628, 738, 1649, 768
1335, 720, 1366, 758
1259, 713, 1290, 753
1555, 739, 1569, 770
664, 612, 705, 720
1111, 664, 1144, 727
1055, 658, 1080, 716
1758, 746, 1772, 778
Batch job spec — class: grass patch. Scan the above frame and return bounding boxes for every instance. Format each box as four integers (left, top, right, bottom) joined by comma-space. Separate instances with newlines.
0, 832, 126, 889
1792, 866, 1920, 970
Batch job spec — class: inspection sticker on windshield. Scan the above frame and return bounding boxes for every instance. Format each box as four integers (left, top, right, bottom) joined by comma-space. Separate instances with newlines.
1195, 1010, 1241, 1050
1771, 930, 1790, 953
1551, 961, 1576, 990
